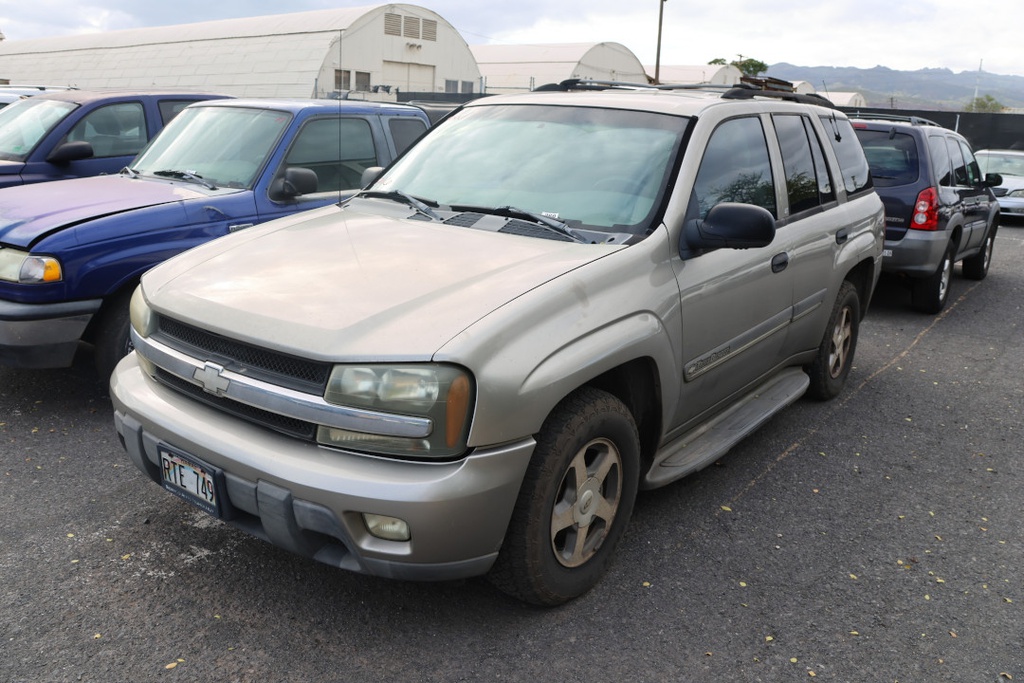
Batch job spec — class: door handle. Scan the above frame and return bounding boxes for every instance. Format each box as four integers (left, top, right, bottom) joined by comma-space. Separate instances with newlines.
771, 252, 789, 273
836, 228, 850, 244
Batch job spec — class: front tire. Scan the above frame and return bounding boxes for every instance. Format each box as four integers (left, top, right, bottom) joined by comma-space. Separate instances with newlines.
93, 288, 135, 382
488, 387, 640, 606
806, 281, 860, 401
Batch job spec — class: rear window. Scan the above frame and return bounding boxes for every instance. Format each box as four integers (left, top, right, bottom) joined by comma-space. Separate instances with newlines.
855, 128, 921, 187
821, 117, 873, 196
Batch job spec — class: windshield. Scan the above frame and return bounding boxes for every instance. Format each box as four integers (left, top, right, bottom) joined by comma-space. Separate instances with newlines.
0, 98, 77, 161
373, 104, 686, 234
976, 152, 1024, 178
131, 106, 291, 189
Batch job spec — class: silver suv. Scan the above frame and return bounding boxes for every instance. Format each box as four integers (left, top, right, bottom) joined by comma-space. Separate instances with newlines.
112, 81, 885, 605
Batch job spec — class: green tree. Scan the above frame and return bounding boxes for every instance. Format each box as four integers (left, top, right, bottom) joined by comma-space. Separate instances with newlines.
965, 94, 1004, 113
709, 55, 768, 77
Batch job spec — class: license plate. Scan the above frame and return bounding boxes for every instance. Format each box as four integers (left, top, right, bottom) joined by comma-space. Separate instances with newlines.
882, 249, 893, 258
159, 447, 223, 517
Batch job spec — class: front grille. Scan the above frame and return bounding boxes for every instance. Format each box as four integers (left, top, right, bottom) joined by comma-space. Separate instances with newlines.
156, 316, 332, 394
155, 368, 318, 442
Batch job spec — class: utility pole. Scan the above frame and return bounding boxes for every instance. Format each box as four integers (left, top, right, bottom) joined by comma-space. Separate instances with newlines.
654, 0, 666, 84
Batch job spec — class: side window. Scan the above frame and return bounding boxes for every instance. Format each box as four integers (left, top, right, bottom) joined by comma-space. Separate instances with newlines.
958, 140, 981, 185
284, 117, 378, 193
819, 116, 872, 196
947, 137, 968, 186
773, 114, 833, 217
693, 116, 776, 219
65, 102, 147, 158
388, 117, 428, 156
927, 135, 952, 186
158, 100, 201, 125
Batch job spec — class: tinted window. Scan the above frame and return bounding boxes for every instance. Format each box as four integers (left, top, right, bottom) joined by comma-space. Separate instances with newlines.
159, 100, 203, 125
958, 140, 981, 185
774, 114, 831, 215
65, 102, 147, 158
388, 117, 428, 155
855, 129, 920, 187
821, 116, 872, 196
694, 116, 776, 218
927, 134, 952, 186
947, 137, 968, 186
284, 117, 378, 192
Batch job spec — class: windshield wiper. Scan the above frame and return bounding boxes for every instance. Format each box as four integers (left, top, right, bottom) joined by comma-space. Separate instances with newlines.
355, 190, 442, 221
152, 169, 217, 190
450, 204, 585, 243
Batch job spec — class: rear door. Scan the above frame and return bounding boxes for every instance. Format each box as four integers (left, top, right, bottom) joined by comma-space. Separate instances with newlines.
950, 137, 991, 251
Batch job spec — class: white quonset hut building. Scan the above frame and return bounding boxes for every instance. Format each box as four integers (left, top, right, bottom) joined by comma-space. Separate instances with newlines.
649, 64, 743, 86
470, 42, 647, 93
0, 4, 481, 98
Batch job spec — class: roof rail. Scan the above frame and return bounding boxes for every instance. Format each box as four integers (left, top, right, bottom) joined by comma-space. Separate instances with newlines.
532, 78, 836, 108
849, 112, 941, 127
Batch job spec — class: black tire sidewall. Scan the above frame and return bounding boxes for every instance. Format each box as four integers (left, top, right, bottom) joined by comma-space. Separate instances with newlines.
490, 388, 640, 605
806, 281, 860, 401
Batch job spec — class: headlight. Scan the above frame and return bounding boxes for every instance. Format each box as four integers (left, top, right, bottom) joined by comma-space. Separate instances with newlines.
0, 247, 62, 283
1008, 189, 1024, 198
318, 364, 473, 459
129, 286, 156, 338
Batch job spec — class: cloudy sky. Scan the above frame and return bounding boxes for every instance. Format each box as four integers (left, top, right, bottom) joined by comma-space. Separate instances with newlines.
0, 0, 1018, 77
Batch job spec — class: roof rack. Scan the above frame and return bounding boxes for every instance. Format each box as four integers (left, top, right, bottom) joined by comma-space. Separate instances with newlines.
848, 112, 941, 127
532, 78, 836, 108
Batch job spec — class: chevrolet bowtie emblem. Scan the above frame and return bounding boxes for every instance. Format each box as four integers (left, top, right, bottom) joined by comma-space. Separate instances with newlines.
193, 362, 230, 395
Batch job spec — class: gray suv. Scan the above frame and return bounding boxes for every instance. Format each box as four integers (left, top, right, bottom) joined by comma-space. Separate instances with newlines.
111, 81, 885, 605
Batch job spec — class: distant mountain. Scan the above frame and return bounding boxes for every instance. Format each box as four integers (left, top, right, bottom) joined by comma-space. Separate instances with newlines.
766, 63, 1024, 111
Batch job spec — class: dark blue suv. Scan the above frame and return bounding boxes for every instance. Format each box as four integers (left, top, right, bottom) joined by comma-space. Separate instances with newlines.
852, 115, 1001, 313
0, 89, 229, 188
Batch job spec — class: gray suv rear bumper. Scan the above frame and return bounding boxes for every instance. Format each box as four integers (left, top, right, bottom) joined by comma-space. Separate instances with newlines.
881, 229, 949, 277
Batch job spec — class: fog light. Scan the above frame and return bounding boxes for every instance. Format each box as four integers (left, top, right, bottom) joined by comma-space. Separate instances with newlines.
363, 513, 410, 541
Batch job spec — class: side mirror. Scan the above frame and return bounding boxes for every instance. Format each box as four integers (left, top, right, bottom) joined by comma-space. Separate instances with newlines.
270, 167, 319, 200
360, 166, 384, 187
681, 202, 776, 256
46, 141, 94, 164
984, 172, 1004, 187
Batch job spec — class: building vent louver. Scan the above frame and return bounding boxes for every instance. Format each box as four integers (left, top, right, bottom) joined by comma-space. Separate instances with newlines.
384, 13, 402, 36
403, 16, 421, 39
422, 20, 438, 41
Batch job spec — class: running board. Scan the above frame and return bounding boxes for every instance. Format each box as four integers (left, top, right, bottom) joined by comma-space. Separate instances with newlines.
642, 368, 809, 489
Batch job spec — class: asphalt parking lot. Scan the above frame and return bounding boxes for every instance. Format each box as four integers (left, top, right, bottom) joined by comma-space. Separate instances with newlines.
2, 227, 1022, 683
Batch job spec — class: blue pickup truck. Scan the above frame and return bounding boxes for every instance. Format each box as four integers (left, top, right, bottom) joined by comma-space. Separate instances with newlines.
0, 98, 432, 377
0, 89, 230, 187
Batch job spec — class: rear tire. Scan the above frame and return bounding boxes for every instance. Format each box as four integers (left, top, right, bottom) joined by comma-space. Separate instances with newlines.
911, 241, 954, 314
488, 387, 640, 606
806, 281, 860, 401
962, 226, 995, 280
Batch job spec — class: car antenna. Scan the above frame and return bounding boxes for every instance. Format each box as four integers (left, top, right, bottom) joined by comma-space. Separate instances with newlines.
821, 80, 842, 142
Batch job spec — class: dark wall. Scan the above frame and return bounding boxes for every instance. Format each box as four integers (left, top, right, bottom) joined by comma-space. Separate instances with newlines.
840, 107, 1024, 151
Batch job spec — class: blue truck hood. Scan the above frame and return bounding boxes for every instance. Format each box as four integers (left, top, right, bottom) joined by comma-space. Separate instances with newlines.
0, 174, 210, 247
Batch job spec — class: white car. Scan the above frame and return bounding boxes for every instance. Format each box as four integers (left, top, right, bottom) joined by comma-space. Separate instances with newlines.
976, 149, 1024, 219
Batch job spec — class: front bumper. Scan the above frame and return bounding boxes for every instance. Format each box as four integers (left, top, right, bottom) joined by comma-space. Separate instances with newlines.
0, 297, 102, 368
110, 353, 536, 582
996, 196, 1024, 217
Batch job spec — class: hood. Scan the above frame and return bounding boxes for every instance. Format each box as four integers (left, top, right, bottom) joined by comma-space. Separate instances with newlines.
144, 204, 620, 360
0, 174, 210, 247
